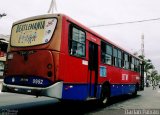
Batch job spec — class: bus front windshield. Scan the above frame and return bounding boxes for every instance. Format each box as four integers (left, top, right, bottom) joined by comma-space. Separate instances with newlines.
10, 18, 57, 47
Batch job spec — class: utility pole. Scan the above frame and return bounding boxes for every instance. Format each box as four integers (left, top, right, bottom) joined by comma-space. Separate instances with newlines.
141, 34, 145, 57
48, 0, 57, 14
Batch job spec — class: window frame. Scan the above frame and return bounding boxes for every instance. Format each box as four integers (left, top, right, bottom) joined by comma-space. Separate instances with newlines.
123, 52, 130, 70
117, 49, 122, 68
68, 24, 86, 58
113, 47, 118, 67
101, 41, 113, 65
131, 57, 135, 71
100, 40, 140, 72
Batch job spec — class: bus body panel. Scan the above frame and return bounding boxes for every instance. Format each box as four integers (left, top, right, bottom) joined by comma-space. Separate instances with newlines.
2, 14, 144, 101
5, 50, 54, 86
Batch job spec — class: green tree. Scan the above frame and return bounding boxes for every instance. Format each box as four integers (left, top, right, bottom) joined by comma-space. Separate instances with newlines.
138, 55, 154, 86
150, 70, 158, 90
155, 74, 160, 85
144, 59, 154, 81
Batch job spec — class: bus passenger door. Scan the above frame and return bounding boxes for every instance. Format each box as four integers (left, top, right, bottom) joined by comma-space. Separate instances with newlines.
88, 42, 98, 98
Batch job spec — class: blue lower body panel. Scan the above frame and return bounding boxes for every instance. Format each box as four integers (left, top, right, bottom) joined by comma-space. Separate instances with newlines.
110, 84, 136, 97
62, 83, 136, 100
62, 84, 88, 100
62, 84, 101, 100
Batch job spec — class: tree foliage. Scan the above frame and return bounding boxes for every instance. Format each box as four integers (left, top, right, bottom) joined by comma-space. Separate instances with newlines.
138, 55, 159, 88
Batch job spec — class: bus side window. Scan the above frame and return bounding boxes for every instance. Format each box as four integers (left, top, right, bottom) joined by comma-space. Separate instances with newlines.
134, 59, 139, 72
137, 60, 140, 72
113, 47, 118, 67
101, 41, 106, 63
131, 57, 135, 71
101, 41, 112, 65
124, 53, 129, 69
69, 25, 86, 58
118, 50, 122, 68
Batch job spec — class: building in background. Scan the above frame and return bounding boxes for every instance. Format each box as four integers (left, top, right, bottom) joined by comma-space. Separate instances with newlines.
0, 34, 9, 79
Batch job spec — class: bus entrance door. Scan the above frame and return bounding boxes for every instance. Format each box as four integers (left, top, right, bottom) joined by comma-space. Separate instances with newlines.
88, 42, 98, 98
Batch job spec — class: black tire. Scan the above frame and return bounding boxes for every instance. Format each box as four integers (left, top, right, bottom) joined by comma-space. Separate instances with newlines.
99, 84, 110, 106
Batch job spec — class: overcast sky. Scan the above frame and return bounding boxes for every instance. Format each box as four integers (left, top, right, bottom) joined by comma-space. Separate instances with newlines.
0, 0, 160, 72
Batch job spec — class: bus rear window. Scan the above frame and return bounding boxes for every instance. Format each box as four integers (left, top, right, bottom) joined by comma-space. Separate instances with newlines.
11, 18, 57, 47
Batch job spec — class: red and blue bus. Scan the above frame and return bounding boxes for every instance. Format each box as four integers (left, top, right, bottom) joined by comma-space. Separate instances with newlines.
2, 14, 144, 105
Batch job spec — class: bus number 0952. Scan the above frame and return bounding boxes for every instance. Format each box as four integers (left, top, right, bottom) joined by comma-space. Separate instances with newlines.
32, 79, 43, 85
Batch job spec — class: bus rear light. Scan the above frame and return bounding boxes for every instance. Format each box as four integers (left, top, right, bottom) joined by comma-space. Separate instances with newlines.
47, 64, 52, 69
47, 71, 52, 77
8, 53, 13, 59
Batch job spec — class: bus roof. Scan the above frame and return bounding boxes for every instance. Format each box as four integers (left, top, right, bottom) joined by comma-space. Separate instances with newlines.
62, 14, 142, 60
12, 14, 60, 25
12, 13, 141, 60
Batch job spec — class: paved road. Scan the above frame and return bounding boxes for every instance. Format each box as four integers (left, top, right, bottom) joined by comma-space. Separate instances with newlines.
88, 86, 160, 115
22, 86, 159, 115
0, 82, 160, 115
0, 93, 59, 109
